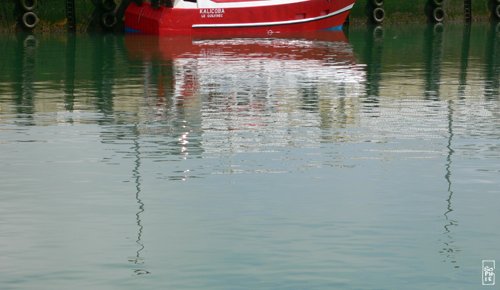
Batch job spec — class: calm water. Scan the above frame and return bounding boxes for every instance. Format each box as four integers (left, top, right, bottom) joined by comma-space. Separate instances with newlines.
1, 23, 499, 289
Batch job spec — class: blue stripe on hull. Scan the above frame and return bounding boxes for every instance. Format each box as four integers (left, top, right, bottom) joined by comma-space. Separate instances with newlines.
323, 25, 343, 31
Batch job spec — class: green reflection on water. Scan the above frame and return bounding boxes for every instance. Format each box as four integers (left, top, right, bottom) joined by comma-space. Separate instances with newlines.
1, 23, 499, 118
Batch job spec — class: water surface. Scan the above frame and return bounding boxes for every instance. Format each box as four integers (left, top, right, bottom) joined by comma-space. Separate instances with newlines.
1, 24, 499, 289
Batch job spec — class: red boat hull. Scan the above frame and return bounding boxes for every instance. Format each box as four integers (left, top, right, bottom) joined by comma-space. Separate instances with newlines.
125, 0, 355, 36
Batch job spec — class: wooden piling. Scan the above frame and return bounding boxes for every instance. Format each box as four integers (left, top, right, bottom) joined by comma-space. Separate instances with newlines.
66, 0, 76, 32
464, 0, 472, 22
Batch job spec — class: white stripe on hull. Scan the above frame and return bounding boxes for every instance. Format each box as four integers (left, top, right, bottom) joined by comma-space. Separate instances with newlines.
197, 0, 308, 9
192, 4, 354, 28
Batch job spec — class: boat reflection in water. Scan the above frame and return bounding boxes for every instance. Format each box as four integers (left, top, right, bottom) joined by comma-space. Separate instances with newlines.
121, 32, 365, 272
124, 32, 365, 159
125, 32, 364, 94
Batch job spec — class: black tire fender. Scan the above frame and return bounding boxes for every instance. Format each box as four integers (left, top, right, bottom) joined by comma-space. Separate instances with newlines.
20, 0, 37, 11
21, 11, 39, 29
102, 0, 117, 12
371, 7, 385, 24
432, 0, 444, 6
102, 12, 117, 28
432, 7, 445, 22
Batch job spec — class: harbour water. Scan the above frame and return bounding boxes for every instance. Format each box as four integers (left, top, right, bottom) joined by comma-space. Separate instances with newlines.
1, 23, 499, 289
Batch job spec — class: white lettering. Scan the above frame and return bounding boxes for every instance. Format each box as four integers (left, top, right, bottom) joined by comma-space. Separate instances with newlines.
199, 8, 225, 18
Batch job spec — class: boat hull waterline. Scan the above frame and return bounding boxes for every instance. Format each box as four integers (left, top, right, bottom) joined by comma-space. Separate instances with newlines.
125, 0, 355, 36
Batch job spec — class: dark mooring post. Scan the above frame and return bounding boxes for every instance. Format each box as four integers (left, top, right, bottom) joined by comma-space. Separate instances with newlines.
426, 0, 445, 23
15, 0, 40, 31
66, 0, 76, 32
464, 0, 472, 22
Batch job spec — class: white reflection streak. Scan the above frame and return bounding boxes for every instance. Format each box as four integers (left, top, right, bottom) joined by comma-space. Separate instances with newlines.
174, 39, 365, 156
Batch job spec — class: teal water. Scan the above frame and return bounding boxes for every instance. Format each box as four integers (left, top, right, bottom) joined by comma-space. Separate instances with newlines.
1, 23, 499, 289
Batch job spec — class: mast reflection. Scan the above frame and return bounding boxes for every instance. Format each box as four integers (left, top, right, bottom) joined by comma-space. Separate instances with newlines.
128, 127, 150, 275
439, 99, 460, 269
